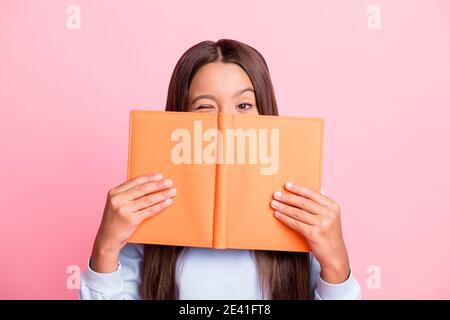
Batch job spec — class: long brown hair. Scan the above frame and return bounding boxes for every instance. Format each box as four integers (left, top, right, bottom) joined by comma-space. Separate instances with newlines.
141, 39, 311, 300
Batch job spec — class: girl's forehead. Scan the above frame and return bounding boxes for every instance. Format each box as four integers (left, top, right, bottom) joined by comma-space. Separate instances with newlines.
189, 63, 254, 96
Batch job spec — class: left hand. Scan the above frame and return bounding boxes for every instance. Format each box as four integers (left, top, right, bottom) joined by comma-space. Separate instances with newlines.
270, 181, 350, 284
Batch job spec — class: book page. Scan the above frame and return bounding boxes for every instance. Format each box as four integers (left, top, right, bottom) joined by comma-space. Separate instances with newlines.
127, 110, 217, 248
222, 114, 323, 252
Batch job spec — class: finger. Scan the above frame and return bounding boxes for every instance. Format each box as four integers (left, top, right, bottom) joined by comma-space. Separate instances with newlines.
274, 211, 312, 237
112, 173, 164, 194
129, 188, 177, 212
273, 191, 328, 215
121, 178, 173, 201
136, 198, 174, 222
270, 200, 317, 225
284, 182, 335, 208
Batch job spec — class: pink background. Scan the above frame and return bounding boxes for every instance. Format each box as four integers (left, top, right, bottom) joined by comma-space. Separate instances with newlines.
1, 0, 449, 299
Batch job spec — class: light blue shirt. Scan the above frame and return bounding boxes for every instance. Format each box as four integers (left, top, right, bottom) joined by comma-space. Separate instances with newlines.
79, 243, 361, 299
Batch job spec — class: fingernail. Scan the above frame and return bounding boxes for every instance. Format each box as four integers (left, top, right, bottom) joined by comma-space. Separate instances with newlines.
163, 179, 172, 187
274, 211, 281, 218
285, 181, 293, 189
153, 173, 163, 180
274, 191, 282, 199
271, 199, 280, 208
165, 198, 173, 205
167, 188, 177, 196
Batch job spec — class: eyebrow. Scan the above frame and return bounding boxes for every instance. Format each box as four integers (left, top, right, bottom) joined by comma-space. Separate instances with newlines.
190, 87, 255, 105
234, 87, 255, 97
191, 94, 218, 105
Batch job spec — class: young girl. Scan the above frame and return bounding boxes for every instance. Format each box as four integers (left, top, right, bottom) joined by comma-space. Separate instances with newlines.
79, 39, 361, 300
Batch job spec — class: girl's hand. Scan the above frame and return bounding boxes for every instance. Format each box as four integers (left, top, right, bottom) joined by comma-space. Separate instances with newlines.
270, 182, 350, 284
90, 173, 177, 273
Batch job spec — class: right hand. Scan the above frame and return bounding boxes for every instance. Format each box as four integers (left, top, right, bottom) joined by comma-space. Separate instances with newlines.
90, 173, 176, 272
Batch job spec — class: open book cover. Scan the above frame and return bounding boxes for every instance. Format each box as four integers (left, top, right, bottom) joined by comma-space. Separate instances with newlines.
127, 110, 324, 252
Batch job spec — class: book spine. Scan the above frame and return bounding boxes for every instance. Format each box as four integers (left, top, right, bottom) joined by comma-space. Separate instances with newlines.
212, 113, 231, 249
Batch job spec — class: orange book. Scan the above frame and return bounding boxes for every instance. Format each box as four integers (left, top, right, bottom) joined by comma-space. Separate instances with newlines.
127, 110, 324, 252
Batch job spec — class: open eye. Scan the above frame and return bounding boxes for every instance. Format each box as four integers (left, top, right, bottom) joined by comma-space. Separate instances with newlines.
237, 103, 253, 111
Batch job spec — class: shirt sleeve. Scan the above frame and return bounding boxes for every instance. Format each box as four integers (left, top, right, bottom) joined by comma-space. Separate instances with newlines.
78, 243, 144, 300
310, 254, 361, 300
